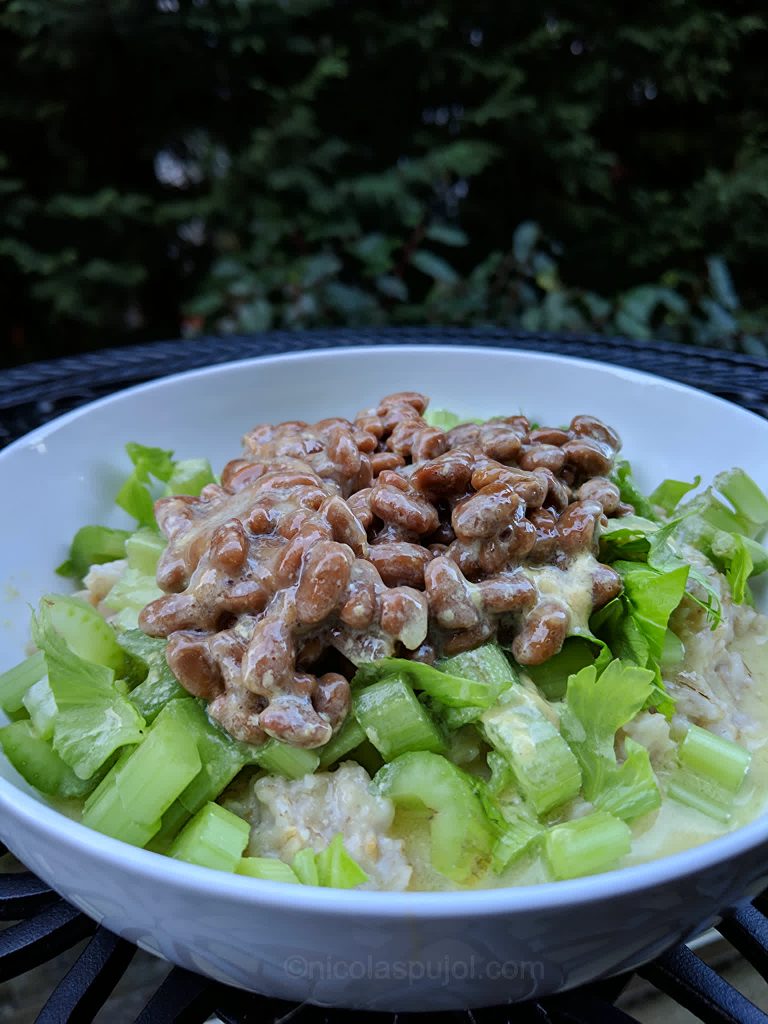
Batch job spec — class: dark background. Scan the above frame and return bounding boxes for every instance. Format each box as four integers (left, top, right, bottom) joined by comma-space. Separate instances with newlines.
2, 0, 767, 368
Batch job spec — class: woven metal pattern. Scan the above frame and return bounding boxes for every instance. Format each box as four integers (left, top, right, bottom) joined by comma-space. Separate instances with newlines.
1, 328, 768, 1022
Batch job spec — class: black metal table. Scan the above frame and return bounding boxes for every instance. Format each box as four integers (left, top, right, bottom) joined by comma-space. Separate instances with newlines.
2, 327, 768, 1024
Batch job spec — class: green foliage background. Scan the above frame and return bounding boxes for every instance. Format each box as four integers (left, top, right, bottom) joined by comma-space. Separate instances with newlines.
2, 1, 767, 365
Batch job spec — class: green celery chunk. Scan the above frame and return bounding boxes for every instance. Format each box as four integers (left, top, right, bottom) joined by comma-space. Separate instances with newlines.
252, 739, 320, 778
40, 593, 125, 672
481, 690, 581, 815
492, 811, 544, 873
22, 678, 57, 739
125, 529, 166, 575
155, 698, 255, 842
33, 605, 145, 779
318, 716, 366, 769
422, 409, 482, 430
354, 677, 444, 761
666, 769, 733, 823
169, 802, 250, 871
678, 725, 751, 793
353, 657, 499, 709
544, 811, 632, 880
525, 637, 604, 701
375, 750, 494, 883
560, 660, 661, 820
117, 630, 186, 716
437, 643, 516, 695
165, 458, 216, 497
103, 568, 162, 617
0, 651, 46, 713
292, 847, 320, 886
56, 525, 132, 580
82, 703, 201, 842
237, 857, 301, 883
0, 720, 96, 798
714, 468, 768, 532
315, 833, 368, 889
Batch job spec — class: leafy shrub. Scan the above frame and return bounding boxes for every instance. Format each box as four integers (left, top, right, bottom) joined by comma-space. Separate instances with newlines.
1, 1, 766, 363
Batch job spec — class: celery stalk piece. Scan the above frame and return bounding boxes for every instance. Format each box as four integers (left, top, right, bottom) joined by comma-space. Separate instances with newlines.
492, 813, 544, 873
0, 651, 46, 713
666, 769, 733, 823
125, 528, 166, 575
353, 657, 500, 709
714, 468, 768, 532
82, 704, 201, 842
169, 802, 250, 871
544, 811, 632, 880
22, 678, 57, 740
56, 524, 132, 580
165, 458, 216, 497
315, 834, 369, 889
154, 698, 255, 842
237, 857, 301, 883
117, 630, 186, 719
292, 847, 320, 886
33, 605, 145, 779
678, 725, 751, 793
0, 720, 96, 798
252, 739, 320, 778
354, 677, 445, 761
437, 643, 516, 694
41, 593, 125, 672
481, 691, 581, 815
103, 568, 162, 616
318, 716, 366, 769
375, 750, 494, 883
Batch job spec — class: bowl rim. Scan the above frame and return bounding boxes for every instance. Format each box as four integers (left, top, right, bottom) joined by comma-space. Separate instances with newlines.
1, 342, 767, 918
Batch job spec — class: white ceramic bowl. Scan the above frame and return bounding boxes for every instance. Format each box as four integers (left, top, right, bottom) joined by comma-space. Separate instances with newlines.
1, 345, 767, 1011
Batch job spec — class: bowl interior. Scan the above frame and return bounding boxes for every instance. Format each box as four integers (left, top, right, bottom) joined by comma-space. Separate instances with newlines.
1, 343, 768, 906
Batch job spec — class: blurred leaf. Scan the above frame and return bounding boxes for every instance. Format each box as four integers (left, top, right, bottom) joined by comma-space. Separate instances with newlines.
425, 224, 468, 247
376, 274, 408, 301
707, 256, 740, 311
410, 250, 459, 284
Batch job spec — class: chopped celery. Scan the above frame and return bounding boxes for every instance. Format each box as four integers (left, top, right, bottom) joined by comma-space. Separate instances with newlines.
561, 661, 660, 820
103, 568, 162, 617
82, 704, 201, 843
41, 594, 125, 674
481, 690, 581, 815
375, 751, 494, 883
125, 528, 166, 575
714, 468, 768, 533
316, 834, 369, 889
56, 524, 131, 580
679, 725, 751, 793
350, 739, 384, 777
492, 813, 544, 873
165, 458, 216, 497
169, 802, 250, 871
33, 606, 145, 779
649, 476, 701, 515
544, 811, 631, 880
437, 643, 516, 696
666, 769, 732, 823
422, 409, 482, 430
155, 699, 255, 841
354, 658, 498, 709
354, 677, 444, 761
318, 716, 366, 769
0, 720, 96, 798
252, 739, 320, 778
525, 637, 603, 701
0, 651, 46, 713
292, 847, 320, 886
237, 857, 301, 884
117, 630, 186, 717
22, 679, 57, 740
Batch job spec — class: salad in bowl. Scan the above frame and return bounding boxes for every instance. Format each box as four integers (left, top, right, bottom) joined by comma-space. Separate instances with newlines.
3, 388, 767, 894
